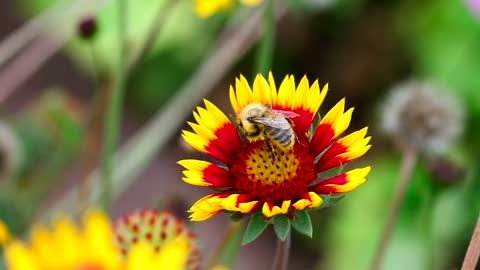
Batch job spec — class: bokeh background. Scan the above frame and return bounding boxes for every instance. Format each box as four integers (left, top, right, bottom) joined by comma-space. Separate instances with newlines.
0, 0, 479, 269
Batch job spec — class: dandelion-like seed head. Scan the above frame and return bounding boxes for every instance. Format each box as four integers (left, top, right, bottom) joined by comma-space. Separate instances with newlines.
115, 209, 201, 270
179, 73, 372, 223
381, 79, 464, 154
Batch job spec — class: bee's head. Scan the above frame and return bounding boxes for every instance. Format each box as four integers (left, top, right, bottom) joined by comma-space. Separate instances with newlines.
240, 103, 267, 120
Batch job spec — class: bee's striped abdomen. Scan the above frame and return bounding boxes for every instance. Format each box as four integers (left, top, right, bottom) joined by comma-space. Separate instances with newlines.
266, 127, 294, 148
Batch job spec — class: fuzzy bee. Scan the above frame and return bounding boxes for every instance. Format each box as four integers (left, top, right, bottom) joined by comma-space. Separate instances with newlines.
238, 103, 299, 150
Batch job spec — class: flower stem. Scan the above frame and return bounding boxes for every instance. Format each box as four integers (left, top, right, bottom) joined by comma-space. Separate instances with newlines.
207, 222, 243, 269
461, 213, 480, 270
101, 0, 127, 213
128, 0, 178, 73
271, 231, 291, 270
370, 147, 417, 270
255, 0, 275, 76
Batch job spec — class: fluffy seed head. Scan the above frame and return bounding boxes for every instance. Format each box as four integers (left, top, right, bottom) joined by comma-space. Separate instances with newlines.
381, 79, 464, 154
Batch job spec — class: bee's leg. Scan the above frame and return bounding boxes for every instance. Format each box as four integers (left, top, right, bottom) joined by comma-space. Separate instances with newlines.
295, 133, 306, 148
233, 120, 248, 147
265, 136, 277, 162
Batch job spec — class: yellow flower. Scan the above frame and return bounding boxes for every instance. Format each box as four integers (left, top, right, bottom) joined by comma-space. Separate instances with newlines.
114, 209, 201, 269
4, 210, 189, 270
180, 72, 372, 221
195, 0, 262, 18
0, 219, 11, 247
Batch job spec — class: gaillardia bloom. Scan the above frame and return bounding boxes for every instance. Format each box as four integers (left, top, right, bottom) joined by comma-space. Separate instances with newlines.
115, 209, 202, 270
4, 210, 189, 270
195, 0, 261, 18
0, 219, 11, 247
179, 73, 372, 221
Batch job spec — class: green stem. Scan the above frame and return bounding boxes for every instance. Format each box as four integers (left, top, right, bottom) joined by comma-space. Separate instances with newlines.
101, 0, 127, 213
255, 0, 275, 76
207, 222, 243, 269
128, 0, 178, 73
422, 185, 436, 270
271, 231, 291, 270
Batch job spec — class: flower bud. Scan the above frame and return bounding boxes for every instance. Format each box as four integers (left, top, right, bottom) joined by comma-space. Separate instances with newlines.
427, 157, 465, 185
78, 16, 98, 40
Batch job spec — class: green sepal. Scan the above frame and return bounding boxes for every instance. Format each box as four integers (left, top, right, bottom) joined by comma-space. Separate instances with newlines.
241, 211, 268, 245
291, 210, 313, 238
229, 212, 249, 222
320, 194, 345, 209
308, 112, 322, 142
273, 215, 291, 241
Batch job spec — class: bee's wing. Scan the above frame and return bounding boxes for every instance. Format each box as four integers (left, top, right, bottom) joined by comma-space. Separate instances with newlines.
269, 109, 300, 118
250, 117, 291, 130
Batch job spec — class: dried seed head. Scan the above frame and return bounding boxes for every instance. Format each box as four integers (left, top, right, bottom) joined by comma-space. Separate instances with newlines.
381, 79, 464, 154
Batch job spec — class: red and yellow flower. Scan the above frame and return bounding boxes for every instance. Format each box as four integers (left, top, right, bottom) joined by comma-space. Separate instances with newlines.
4, 210, 190, 270
115, 209, 201, 270
195, 0, 262, 18
179, 73, 371, 221
0, 219, 11, 247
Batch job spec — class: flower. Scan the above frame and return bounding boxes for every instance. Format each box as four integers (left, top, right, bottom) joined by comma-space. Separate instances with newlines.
380, 79, 464, 154
179, 72, 372, 221
195, 0, 262, 18
0, 219, 11, 247
466, 0, 480, 18
4, 210, 189, 270
115, 209, 201, 270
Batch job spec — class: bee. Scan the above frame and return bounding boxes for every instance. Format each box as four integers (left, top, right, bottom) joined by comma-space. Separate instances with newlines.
238, 103, 299, 150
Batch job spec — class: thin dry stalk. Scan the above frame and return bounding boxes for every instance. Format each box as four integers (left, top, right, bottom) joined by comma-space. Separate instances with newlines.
370, 147, 417, 270
461, 213, 480, 270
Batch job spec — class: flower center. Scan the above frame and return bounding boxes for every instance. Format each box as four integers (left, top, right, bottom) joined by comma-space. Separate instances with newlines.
230, 141, 317, 203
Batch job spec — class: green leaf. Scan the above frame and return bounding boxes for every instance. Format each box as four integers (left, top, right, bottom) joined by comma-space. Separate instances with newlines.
241, 211, 268, 245
273, 215, 291, 241
291, 210, 313, 238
